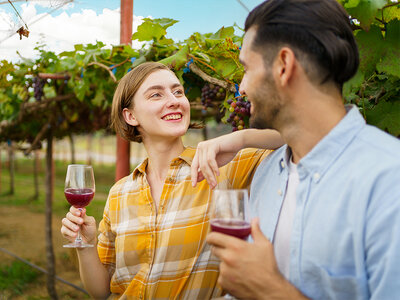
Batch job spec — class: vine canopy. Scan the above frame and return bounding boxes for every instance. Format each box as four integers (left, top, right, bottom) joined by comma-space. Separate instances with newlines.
1, 0, 399, 148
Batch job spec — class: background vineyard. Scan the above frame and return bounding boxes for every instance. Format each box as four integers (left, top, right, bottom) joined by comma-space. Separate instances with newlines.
0, 0, 399, 298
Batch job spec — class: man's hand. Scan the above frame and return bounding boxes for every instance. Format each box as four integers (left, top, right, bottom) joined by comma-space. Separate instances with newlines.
207, 218, 307, 299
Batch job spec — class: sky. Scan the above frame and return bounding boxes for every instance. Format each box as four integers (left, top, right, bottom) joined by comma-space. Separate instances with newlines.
0, 0, 264, 62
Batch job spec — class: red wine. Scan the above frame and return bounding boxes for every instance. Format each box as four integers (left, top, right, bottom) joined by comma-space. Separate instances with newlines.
210, 219, 251, 240
64, 188, 94, 208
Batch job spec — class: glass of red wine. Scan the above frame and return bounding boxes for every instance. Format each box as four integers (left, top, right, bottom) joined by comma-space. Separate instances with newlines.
63, 164, 95, 248
210, 189, 251, 240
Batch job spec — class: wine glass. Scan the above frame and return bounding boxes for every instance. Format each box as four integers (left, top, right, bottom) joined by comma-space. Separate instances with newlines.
63, 164, 95, 248
210, 189, 251, 240
210, 189, 251, 299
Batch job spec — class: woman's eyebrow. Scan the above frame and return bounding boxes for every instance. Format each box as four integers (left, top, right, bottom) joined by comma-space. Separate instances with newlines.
143, 83, 182, 94
144, 85, 164, 94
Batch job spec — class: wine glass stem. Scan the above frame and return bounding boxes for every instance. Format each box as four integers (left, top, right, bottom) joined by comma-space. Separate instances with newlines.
75, 231, 83, 244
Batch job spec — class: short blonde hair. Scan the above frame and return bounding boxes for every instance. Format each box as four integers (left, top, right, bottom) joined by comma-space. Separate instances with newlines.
111, 62, 170, 143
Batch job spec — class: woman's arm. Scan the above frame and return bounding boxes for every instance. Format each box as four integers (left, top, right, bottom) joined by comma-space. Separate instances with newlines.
191, 129, 284, 188
61, 207, 111, 298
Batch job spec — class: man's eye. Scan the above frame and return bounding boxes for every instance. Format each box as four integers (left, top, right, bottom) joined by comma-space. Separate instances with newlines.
150, 93, 161, 98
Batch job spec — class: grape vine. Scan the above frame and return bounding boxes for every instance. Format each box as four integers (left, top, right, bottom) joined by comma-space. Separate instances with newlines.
33, 76, 45, 101
1, 0, 399, 149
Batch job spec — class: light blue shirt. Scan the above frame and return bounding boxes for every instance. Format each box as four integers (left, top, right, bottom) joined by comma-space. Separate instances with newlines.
251, 106, 400, 299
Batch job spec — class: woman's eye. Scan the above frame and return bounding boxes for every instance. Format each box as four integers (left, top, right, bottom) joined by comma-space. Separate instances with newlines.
150, 93, 161, 98
173, 89, 184, 96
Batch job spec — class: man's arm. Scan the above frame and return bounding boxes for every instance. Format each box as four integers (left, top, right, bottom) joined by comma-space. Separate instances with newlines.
365, 169, 400, 299
191, 129, 283, 188
207, 219, 308, 300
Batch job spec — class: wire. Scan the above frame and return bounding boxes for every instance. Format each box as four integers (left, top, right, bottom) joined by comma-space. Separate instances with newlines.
7, 0, 28, 28
236, 0, 250, 12
0, 0, 73, 43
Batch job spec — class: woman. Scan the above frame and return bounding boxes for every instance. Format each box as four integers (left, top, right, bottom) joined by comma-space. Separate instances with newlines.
61, 62, 283, 299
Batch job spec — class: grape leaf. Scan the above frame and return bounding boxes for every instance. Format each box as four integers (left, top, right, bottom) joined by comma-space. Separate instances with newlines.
158, 45, 189, 70
383, 4, 400, 22
365, 100, 400, 136
346, 0, 387, 30
344, 0, 361, 9
377, 20, 400, 77
209, 27, 235, 40
132, 19, 166, 41
355, 25, 384, 76
343, 69, 364, 99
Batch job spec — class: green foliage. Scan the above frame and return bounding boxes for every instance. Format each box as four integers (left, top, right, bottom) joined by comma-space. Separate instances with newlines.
0, 260, 41, 295
342, 0, 400, 136
1, 0, 399, 145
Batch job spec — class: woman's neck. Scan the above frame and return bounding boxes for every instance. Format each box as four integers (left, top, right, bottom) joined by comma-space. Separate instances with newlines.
143, 138, 185, 180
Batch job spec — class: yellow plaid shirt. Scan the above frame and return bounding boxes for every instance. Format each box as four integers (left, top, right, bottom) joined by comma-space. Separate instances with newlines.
98, 147, 270, 299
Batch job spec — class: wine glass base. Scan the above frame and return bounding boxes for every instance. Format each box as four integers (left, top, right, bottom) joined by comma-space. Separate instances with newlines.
63, 242, 94, 248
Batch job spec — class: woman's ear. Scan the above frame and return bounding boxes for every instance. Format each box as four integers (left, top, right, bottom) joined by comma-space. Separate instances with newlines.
122, 108, 139, 126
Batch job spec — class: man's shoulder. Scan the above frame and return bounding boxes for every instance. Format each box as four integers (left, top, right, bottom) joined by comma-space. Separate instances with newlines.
356, 125, 400, 162
252, 145, 285, 179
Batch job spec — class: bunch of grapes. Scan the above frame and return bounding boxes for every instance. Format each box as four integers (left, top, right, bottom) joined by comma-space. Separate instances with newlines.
226, 97, 251, 131
201, 84, 226, 109
33, 76, 45, 101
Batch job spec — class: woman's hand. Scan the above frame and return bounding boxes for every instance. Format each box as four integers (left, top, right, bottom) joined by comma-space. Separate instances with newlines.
191, 129, 284, 188
61, 206, 97, 246
191, 137, 239, 189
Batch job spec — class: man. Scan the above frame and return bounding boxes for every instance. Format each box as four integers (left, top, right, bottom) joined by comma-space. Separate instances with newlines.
191, 0, 400, 299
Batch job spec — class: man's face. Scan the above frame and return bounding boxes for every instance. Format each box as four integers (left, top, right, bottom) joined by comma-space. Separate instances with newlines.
239, 27, 282, 130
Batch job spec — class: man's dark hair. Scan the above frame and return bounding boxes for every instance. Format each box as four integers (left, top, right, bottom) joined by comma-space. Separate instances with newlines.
245, 0, 359, 90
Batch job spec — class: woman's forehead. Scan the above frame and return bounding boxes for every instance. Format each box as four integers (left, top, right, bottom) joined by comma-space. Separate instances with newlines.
141, 69, 180, 88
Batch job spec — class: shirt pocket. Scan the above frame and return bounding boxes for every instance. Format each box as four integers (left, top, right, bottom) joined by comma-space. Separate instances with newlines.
306, 266, 368, 300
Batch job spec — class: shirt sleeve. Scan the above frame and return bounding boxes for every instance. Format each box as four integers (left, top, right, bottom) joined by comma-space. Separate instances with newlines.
97, 192, 117, 277
365, 167, 400, 299
224, 148, 272, 189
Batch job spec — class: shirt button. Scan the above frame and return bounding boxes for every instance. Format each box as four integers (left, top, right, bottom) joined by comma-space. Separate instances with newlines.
313, 173, 321, 182
280, 161, 285, 169
277, 189, 283, 196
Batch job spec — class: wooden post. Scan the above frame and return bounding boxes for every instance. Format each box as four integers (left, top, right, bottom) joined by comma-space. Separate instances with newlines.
0, 146, 2, 194
68, 134, 75, 164
45, 129, 58, 299
32, 150, 40, 201
87, 133, 93, 166
8, 141, 14, 195
115, 0, 133, 181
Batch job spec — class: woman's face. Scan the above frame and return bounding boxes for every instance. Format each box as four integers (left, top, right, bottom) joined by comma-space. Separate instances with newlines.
126, 69, 191, 142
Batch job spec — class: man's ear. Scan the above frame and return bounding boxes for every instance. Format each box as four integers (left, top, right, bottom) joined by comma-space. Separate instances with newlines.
274, 47, 296, 88
122, 108, 139, 126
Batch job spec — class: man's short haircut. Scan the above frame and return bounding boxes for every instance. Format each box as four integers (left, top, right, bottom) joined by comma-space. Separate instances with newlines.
245, 0, 359, 89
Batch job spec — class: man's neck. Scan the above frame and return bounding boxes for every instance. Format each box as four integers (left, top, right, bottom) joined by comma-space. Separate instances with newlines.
279, 89, 346, 164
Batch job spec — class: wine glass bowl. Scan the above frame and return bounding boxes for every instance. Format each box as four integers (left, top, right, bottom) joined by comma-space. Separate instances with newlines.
210, 189, 251, 240
64, 188, 94, 208
63, 164, 95, 248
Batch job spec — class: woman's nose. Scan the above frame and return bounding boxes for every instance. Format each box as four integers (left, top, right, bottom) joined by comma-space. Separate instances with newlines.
166, 92, 180, 107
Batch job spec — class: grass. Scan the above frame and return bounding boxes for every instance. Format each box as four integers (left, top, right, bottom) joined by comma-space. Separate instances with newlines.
0, 156, 117, 221
0, 260, 41, 296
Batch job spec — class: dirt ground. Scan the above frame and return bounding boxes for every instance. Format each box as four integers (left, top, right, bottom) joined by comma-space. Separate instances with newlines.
0, 205, 88, 299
